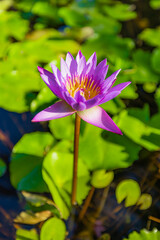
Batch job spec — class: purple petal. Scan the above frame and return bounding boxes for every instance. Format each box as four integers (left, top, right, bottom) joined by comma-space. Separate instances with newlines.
32, 100, 75, 122
94, 59, 107, 76
51, 64, 62, 86
103, 69, 121, 91
86, 52, 97, 76
61, 58, 71, 79
78, 106, 122, 134
77, 55, 86, 76
76, 50, 83, 63
99, 81, 131, 104
109, 81, 131, 92
38, 67, 63, 99
66, 52, 74, 67
72, 102, 86, 111
94, 65, 109, 84
62, 91, 77, 107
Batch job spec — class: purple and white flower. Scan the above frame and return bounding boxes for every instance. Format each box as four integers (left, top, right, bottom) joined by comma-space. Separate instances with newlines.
32, 51, 131, 135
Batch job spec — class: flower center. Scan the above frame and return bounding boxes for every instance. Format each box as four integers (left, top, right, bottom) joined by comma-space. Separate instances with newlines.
66, 75, 100, 100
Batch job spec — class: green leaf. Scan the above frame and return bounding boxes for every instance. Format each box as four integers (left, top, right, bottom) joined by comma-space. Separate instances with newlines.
40, 217, 66, 240
31, 86, 57, 113
0, 159, 6, 177
116, 179, 141, 207
150, 0, 160, 9
16, 228, 39, 240
151, 48, 160, 74
49, 115, 74, 140
104, 3, 137, 21
32, 2, 58, 20
79, 124, 141, 171
0, 11, 29, 41
114, 110, 160, 151
131, 49, 159, 83
42, 148, 90, 219
8, 39, 80, 64
123, 228, 160, 240
139, 28, 160, 47
0, 57, 41, 113
143, 82, 157, 93
89, 11, 121, 35
100, 98, 125, 115
59, 7, 88, 27
91, 170, 114, 189
0, 0, 13, 11
82, 34, 134, 65
137, 193, 152, 210
10, 132, 54, 192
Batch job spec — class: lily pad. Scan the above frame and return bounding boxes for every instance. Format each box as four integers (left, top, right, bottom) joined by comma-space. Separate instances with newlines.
137, 193, 152, 210
123, 228, 160, 240
42, 148, 90, 219
150, 0, 160, 9
79, 124, 141, 171
116, 179, 141, 207
91, 170, 114, 189
131, 49, 159, 83
104, 3, 137, 21
151, 48, 160, 74
114, 110, 160, 151
10, 132, 54, 192
16, 228, 39, 240
139, 28, 160, 47
40, 217, 66, 240
0, 11, 29, 41
49, 115, 74, 140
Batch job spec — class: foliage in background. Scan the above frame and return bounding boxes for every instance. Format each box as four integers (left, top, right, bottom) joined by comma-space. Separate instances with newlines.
0, 0, 160, 239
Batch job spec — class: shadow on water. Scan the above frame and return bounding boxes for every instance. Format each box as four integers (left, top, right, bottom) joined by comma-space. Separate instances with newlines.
0, 108, 43, 240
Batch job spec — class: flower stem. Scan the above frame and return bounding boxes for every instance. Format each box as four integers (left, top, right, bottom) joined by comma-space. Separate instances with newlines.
79, 186, 95, 221
71, 113, 81, 205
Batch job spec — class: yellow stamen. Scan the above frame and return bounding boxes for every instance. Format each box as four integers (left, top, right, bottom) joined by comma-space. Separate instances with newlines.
66, 75, 100, 100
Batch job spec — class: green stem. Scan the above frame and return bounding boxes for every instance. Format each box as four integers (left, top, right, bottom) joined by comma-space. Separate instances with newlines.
71, 113, 81, 205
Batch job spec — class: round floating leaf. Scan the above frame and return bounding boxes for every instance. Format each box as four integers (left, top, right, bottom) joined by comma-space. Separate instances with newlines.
79, 124, 141, 171
91, 170, 114, 189
151, 48, 160, 74
16, 228, 39, 240
40, 217, 66, 240
137, 193, 152, 210
0, 11, 29, 41
0, 159, 6, 177
49, 115, 74, 140
43, 148, 90, 219
150, 0, 160, 9
59, 7, 88, 27
30, 86, 57, 113
132, 49, 159, 84
114, 110, 160, 151
104, 4, 137, 21
32, 2, 58, 20
116, 179, 141, 207
10, 132, 54, 192
139, 28, 160, 47
123, 228, 160, 240
143, 82, 157, 93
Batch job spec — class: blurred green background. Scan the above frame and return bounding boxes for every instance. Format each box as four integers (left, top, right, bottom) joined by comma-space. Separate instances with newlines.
0, 0, 160, 239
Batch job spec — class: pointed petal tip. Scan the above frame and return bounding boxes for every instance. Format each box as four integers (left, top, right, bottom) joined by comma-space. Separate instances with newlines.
37, 66, 43, 74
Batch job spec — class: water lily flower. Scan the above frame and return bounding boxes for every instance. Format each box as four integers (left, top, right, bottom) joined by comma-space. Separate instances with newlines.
32, 51, 131, 135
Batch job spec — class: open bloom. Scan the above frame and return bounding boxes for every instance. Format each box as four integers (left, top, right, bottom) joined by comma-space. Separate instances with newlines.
32, 51, 131, 135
